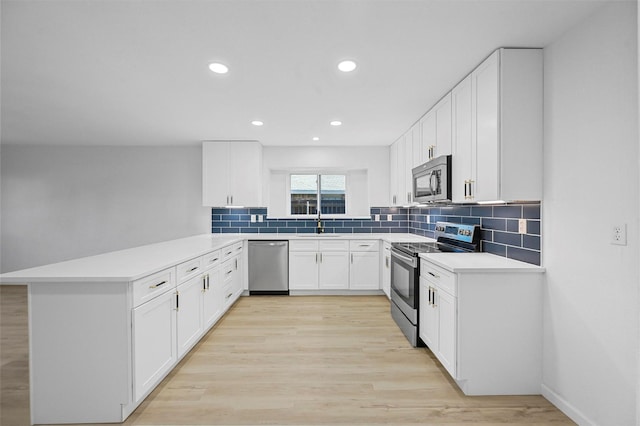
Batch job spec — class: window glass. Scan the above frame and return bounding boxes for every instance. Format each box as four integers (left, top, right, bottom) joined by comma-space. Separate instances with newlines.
320, 175, 346, 214
290, 174, 318, 215
290, 174, 346, 215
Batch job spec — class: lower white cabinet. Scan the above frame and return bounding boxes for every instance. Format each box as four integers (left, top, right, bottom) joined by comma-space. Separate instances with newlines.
133, 289, 177, 402
176, 275, 205, 358
319, 251, 350, 289
202, 267, 223, 329
349, 240, 380, 290
418, 257, 542, 395
381, 242, 391, 298
289, 250, 320, 289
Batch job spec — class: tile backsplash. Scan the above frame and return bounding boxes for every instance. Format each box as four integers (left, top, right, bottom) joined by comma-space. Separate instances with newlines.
211, 203, 541, 265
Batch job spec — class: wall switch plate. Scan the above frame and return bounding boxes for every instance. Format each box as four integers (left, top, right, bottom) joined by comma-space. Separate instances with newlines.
518, 219, 527, 234
387, 214, 393, 222
258, 215, 264, 223
612, 223, 627, 245
374, 214, 380, 221
250, 215, 256, 223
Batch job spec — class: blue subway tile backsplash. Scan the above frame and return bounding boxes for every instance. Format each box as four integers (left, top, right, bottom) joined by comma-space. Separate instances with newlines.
211, 202, 542, 265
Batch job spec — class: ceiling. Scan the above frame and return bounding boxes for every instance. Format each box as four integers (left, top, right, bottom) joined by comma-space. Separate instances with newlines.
1, 0, 609, 147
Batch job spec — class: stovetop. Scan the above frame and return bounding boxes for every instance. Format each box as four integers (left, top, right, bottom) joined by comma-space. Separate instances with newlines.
392, 221, 481, 256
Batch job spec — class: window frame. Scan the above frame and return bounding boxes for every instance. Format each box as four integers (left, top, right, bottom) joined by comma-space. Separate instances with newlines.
287, 172, 349, 219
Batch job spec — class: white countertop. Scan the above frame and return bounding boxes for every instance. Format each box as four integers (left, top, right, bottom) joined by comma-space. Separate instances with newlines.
419, 252, 545, 273
0, 233, 435, 283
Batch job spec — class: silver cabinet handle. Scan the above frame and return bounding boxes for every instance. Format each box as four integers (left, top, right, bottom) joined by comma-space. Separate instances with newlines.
188, 266, 199, 273
320, 253, 323, 263
315, 253, 318, 263
428, 271, 439, 279
230, 195, 233, 205
351, 253, 354, 263
149, 280, 167, 289
210, 257, 219, 263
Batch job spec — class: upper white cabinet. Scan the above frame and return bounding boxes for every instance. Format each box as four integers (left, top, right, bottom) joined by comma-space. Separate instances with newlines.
452, 48, 543, 203
203, 141, 263, 207
420, 93, 452, 161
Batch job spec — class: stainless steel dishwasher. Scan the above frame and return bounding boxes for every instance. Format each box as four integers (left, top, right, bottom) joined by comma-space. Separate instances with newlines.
248, 240, 289, 295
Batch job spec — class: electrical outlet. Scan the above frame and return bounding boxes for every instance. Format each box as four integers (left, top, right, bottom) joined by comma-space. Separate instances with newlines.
374, 214, 380, 221
250, 215, 256, 223
387, 214, 393, 222
427, 215, 431, 224
258, 215, 264, 223
612, 223, 627, 245
518, 219, 527, 234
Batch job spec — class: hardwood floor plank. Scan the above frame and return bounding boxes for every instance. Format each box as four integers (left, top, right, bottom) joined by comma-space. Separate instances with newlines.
0, 290, 575, 425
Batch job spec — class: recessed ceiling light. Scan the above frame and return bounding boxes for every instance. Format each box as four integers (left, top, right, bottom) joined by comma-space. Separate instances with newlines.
312, 137, 320, 141
251, 120, 264, 126
330, 121, 342, 126
208, 62, 229, 74
338, 60, 357, 72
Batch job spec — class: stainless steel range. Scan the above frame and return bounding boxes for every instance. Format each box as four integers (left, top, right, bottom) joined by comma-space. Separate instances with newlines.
390, 222, 480, 346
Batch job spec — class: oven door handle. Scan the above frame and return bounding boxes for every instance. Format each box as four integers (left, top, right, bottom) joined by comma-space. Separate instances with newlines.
391, 249, 417, 268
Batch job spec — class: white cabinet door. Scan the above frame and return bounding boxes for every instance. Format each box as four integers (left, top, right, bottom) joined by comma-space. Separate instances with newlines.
202, 269, 222, 330
133, 290, 177, 402
177, 276, 204, 358
349, 251, 380, 290
202, 141, 262, 207
421, 110, 436, 162
472, 50, 500, 202
231, 255, 243, 299
229, 143, 263, 207
419, 278, 438, 350
289, 251, 320, 289
436, 288, 457, 379
411, 124, 422, 168
319, 251, 350, 289
389, 141, 399, 206
451, 74, 473, 203
435, 93, 452, 157
381, 243, 391, 298
397, 135, 407, 205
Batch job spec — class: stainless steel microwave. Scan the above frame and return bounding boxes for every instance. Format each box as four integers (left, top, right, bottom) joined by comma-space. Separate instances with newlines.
412, 155, 452, 203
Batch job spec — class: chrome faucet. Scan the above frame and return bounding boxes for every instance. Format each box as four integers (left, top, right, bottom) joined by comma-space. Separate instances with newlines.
316, 209, 324, 234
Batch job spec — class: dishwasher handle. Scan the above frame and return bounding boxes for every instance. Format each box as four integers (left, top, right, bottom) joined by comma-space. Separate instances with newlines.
249, 241, 288, 247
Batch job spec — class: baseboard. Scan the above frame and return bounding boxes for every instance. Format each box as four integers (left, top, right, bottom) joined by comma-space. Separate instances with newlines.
541, 384, 595, 426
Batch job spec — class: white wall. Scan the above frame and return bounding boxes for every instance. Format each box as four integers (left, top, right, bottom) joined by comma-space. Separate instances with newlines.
542, 2, 639, 425
0, 145, 210, 273
262, 145, 390, 209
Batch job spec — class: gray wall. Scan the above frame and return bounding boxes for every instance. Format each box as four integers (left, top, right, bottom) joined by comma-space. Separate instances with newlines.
542, 2, 639, 425
0, 145, 209, 273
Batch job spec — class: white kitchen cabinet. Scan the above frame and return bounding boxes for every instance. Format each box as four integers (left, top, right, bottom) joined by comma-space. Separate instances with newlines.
133, 288, 177, 402
397, 135, 407, 205
176, 275, 204, 358
289, 240, 350, 290
202, 267, 222, 329
289, 251, 320, 289
202, 141, 263, 207
418, 256, 542, 395
349, 240, 380, 290
319, 251, 350, 289
451, 74, 473, 203
389, 141, 399, 206
221, 254, 243, 308
452, 48, 543, 203
411, 123, 422, 167
421, 93, 452, 162
381, 242, 391, 298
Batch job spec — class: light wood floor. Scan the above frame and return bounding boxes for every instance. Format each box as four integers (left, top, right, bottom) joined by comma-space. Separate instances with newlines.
1, 286, 574, 425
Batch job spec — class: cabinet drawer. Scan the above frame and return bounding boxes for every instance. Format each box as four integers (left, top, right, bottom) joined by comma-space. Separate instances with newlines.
221, 259, 235, 283
319, 240, 349, 251
349, 240, 380, 252
132, 268, 176, 308
222, 280, 235, 306
289, 240, 319, 251
202, 250, 222, 270
221, 242, 243, 261
421, 259, 456, 296
176, 257, 203, 283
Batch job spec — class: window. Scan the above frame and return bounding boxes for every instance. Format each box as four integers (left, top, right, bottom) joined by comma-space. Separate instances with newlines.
290, 174, 346, 215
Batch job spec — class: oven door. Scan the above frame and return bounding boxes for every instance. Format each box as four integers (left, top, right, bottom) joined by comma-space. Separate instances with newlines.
390, 248, 419, 322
